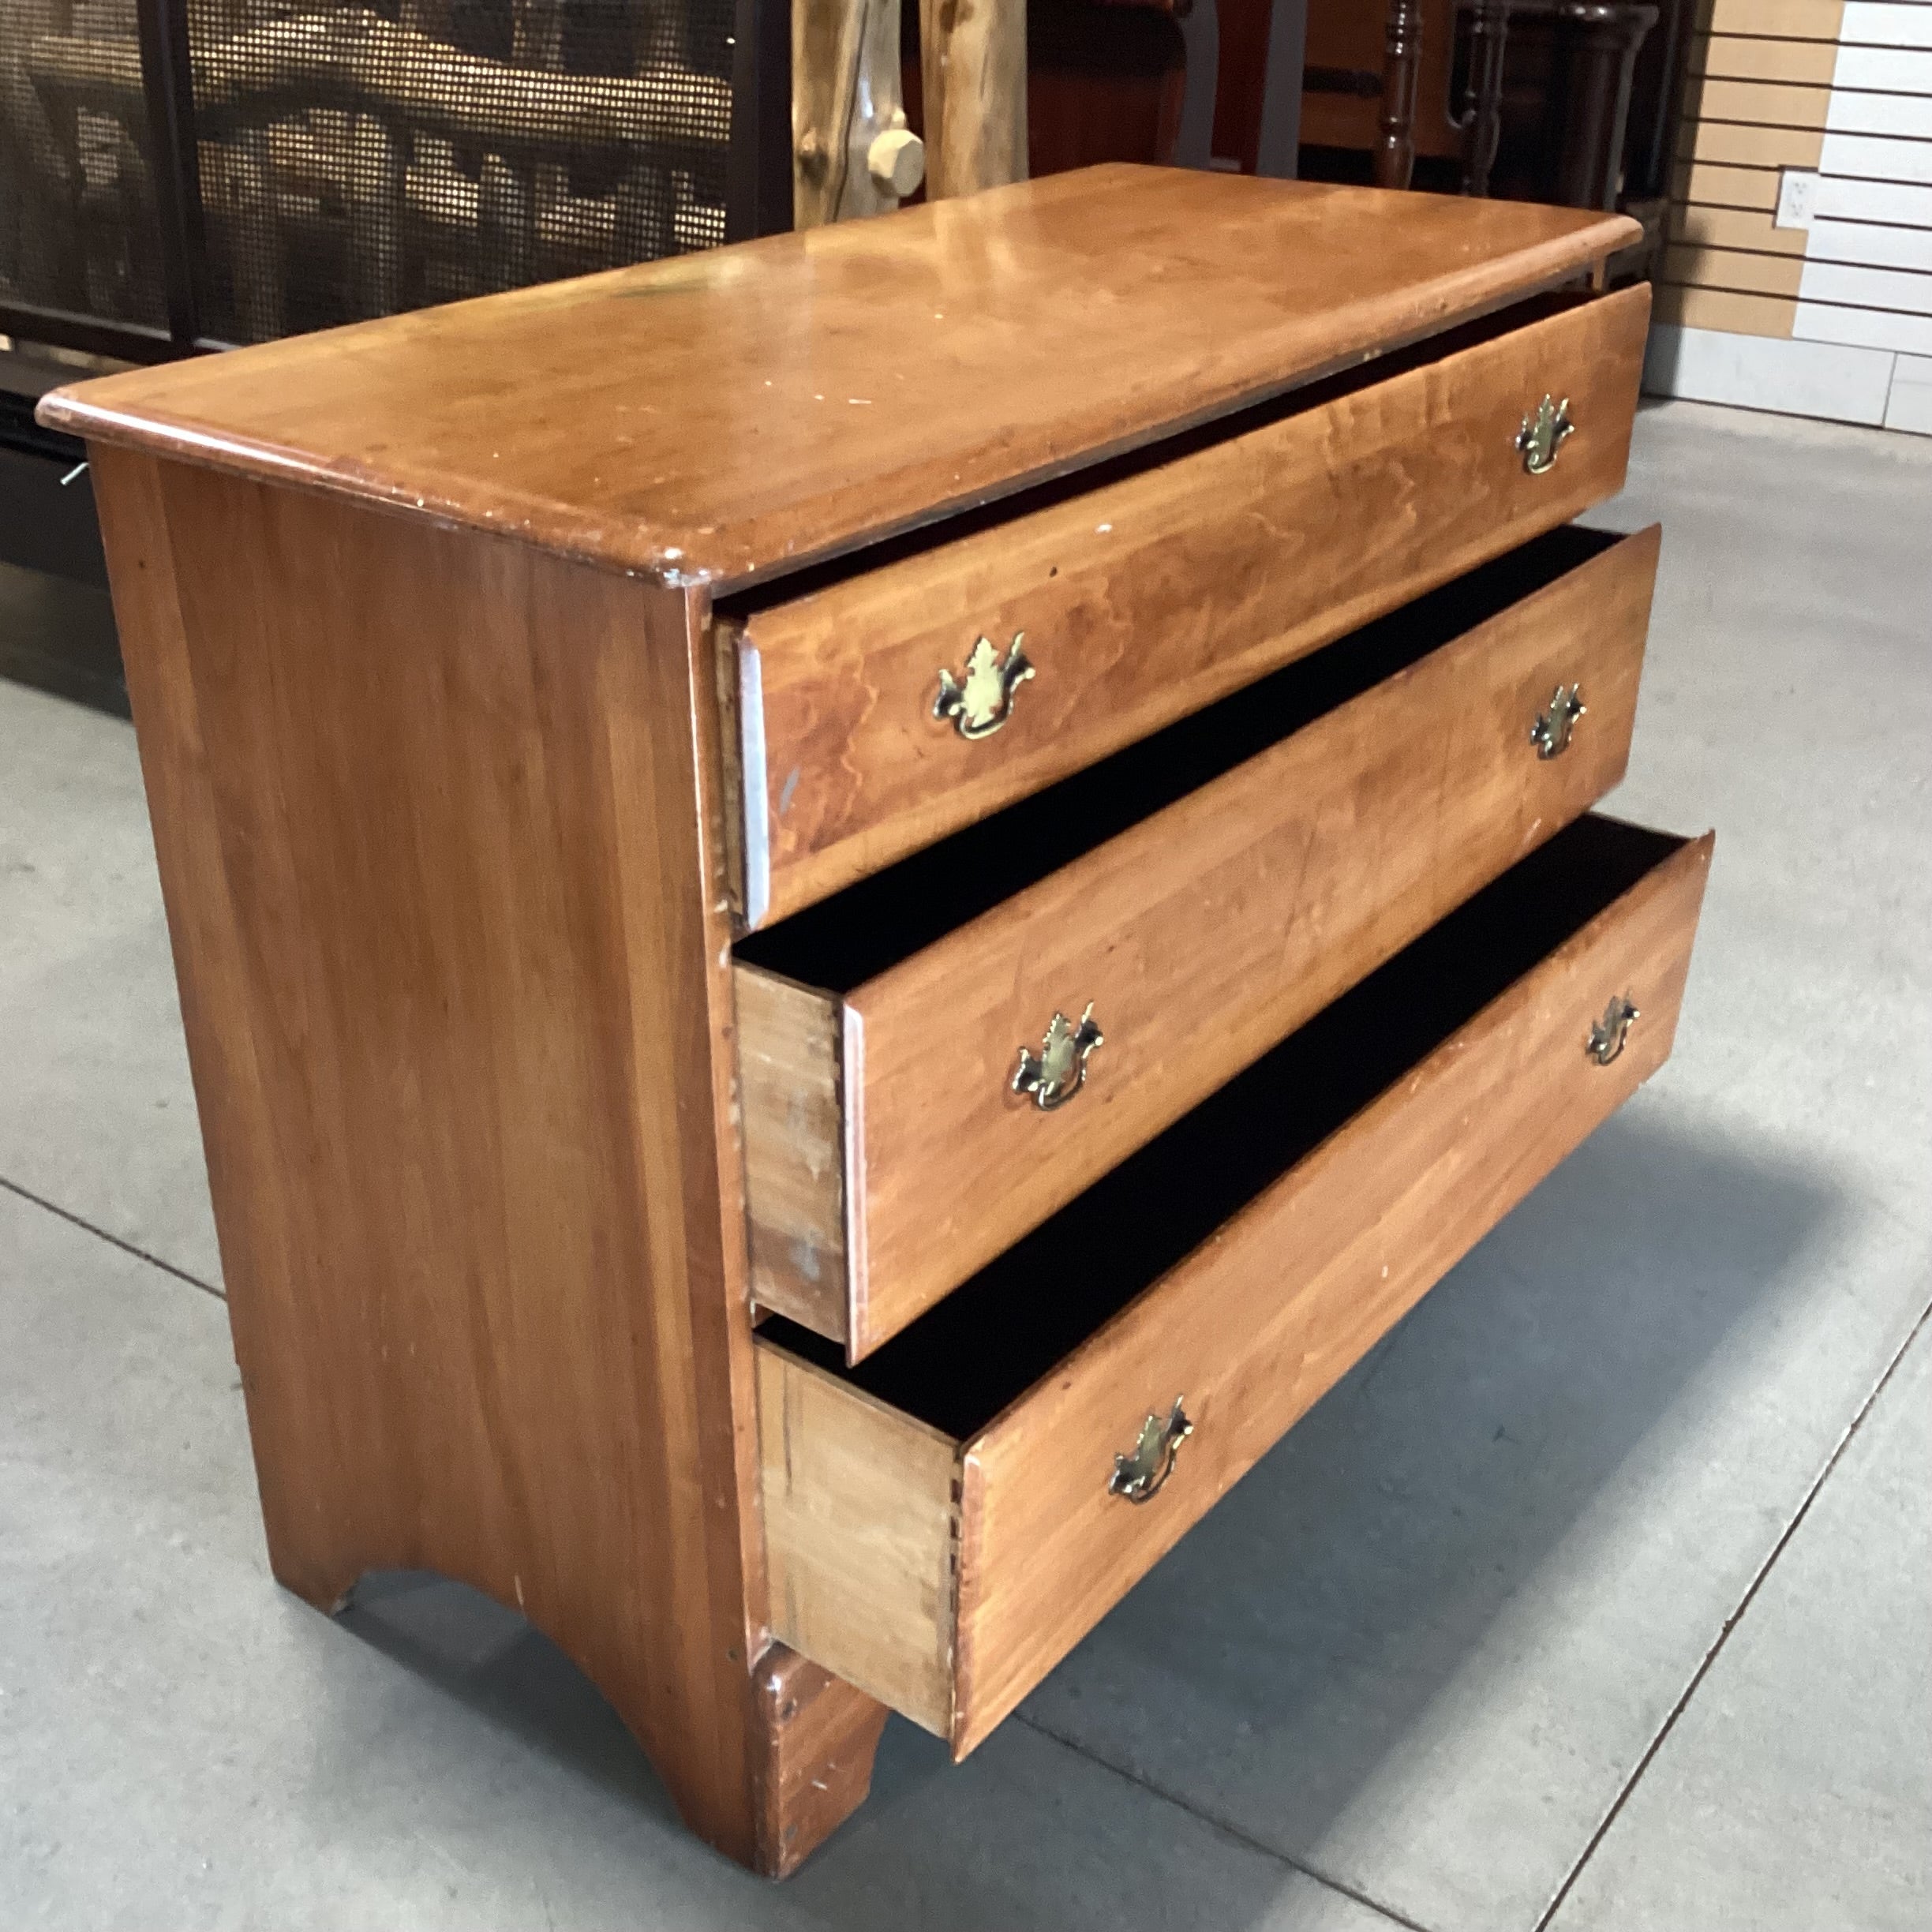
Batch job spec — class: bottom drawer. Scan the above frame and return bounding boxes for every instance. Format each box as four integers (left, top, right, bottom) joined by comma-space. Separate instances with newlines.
756, 813, 1713, 1757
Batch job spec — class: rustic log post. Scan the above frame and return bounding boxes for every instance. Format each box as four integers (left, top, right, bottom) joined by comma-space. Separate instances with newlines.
793, 0, 925, 227
920, 0, 1028, 200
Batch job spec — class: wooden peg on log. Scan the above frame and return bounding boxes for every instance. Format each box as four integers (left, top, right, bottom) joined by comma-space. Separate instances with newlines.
793, 0, 927, 227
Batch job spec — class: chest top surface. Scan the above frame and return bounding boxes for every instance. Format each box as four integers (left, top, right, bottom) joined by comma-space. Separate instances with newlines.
41, 165, 1634, 593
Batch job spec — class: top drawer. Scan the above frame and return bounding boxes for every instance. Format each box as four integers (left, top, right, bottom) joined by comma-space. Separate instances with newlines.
724, 283, 1651, 930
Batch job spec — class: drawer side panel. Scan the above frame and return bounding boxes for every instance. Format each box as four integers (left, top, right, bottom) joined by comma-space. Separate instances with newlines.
737, 965, 849, 1338
757, 1346, 958, 1734
949, 829, 1713, 1755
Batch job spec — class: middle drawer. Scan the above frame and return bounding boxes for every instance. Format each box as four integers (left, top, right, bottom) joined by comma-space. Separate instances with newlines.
735, 520, 1659, 1359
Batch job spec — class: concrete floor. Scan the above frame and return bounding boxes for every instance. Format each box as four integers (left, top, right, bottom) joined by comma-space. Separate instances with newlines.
2, 398, 1928, 1930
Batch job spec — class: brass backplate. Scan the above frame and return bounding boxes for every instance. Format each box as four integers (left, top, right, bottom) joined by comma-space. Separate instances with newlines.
1516, 394, 1575, 476
1108, 1398, 1193, 1503
1588, 993, 1639, 1065
1531, 682, 1587, 758
934, 633, 1034, 739
1013, 1002, 1103, 1111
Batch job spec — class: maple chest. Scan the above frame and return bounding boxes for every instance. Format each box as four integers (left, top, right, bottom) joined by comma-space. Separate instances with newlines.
41, 163, 1711, 1875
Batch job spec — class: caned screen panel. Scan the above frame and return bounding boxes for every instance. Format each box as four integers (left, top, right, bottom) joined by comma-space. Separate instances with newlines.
184, 0, 737, 344
0, 0, 171, 331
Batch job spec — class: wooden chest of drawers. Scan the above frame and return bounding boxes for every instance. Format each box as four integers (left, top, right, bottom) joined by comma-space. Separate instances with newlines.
42, 163, 1711, 1877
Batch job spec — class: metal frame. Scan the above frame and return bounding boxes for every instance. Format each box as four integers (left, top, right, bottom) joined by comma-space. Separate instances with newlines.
8, 0, 790, 368
728, 0, 793, 238
134, 0, 207, 348
0, 299, 182, 365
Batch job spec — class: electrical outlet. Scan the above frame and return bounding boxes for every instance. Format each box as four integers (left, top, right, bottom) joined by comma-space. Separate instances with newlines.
1775, 170, 1820, 231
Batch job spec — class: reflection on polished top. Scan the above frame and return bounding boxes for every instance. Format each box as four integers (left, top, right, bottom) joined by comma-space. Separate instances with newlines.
39, 164, 1635, 591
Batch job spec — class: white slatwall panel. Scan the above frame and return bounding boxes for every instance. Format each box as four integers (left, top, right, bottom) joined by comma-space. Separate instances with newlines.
1835, 47, 1932, 91
1886, 352, 1932, 430
1826, 91, 1932, 136
1652, 2, 1932, 430
1809, 217, 1932, 268
1799, 260, 1932, 306
1816, 175, 1932, 224
1840, 4, 1932, 51
1646, 324, 1897, 424
1814, 13, 1932, 346
1795, 301, 1932, 352
1819, 133, 1932, 182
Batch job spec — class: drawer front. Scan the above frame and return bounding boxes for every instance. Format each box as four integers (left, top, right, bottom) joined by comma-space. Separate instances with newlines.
755, 818, 1714, 1754
744, 522, 1661, 1357
950, 825, 1713, 1751
732, 283, 1651, 930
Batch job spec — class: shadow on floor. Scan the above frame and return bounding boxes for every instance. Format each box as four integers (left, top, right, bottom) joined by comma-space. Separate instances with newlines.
0, 560, 126, 717
325, 1104, 1843, 1925
339, 1572, 686, 1829
1005, 1104, 1849, 1876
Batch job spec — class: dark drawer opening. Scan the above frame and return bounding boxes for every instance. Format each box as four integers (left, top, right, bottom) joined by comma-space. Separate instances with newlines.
736, 521, 1629, 993
758, 812, 1687, 1439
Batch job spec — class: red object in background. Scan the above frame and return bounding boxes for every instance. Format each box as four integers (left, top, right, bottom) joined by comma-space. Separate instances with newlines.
903, 0, 1193, 177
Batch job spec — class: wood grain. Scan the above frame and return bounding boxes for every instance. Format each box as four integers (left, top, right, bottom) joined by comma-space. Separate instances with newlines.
90, 445, 781, 1865
1690, 77, 1832, 131
1690, 34, 1841, 84
68, 173, 1698, 1875
743, 522, 1662, 1355
953, 829, 1714, 1753
1653, 286, 1797, 338
753, 1646, 892, 1877
758, 1343, 957, 1731
1672, 162, 1782, 214
39, 168, 1638, 592
921, 0, 1028, 200
754, 822, 1714, 1752
740, 286, 1653, 927
1670, 205, 1808, 259
1677, 120, 1824, 169
1664, 244, 1806, 299
1705, 0, 1842, 38
737, 964, 848, 1335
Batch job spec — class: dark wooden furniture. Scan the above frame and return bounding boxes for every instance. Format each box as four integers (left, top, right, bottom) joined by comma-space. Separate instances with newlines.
1456, 0, 1658, 204
40, 165, 1709, 1876
1375, 0, 1425, 185
1296, 0, 1445, 189
956, 0, 1303, 181
1294, 0, 1659, 208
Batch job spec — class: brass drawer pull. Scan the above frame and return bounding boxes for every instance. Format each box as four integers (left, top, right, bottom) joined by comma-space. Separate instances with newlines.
1530, 683, 1586, 758
1013, 1002, 1103, 1110
934, 632, 1034, 739
1588, 994, 1639, 1065
1516, 394, 1575, 475
1110, 1398, 1193, 1503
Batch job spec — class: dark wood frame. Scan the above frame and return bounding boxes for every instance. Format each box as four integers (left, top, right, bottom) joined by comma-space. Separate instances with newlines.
1327, 0, 1666, 207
